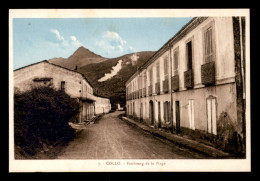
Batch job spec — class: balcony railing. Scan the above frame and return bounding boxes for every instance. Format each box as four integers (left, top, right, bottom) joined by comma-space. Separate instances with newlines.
184, 69, 194, 88
155, 82, 160, 94
148, 85, 153, 96
201, 61, 215, 85
163, 79, 169, 93
143, 87, 146, 97
171, 75, 179, 91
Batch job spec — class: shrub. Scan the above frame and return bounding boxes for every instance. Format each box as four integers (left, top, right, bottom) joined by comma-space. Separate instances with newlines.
14, 86, 80, 155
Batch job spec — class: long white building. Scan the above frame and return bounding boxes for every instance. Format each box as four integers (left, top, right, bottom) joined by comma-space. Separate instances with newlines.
125, 17, 246, 154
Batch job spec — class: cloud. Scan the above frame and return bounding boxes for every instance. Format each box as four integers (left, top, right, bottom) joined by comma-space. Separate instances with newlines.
117, 45, 124, 52
95, 31, 135, 57
98, 60, 123, 82
103, 31, 127, 46
69, 36, 82, 47
50, 29, 65, 41
70, 36, 77, 41
47, 29, 82, 50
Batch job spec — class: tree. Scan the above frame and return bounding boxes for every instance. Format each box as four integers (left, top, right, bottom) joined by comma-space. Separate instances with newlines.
14, 86, 80, 155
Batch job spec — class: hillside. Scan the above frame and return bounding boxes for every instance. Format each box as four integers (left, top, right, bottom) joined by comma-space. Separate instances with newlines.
48, 46, 155, 107
78, 51, 155, 107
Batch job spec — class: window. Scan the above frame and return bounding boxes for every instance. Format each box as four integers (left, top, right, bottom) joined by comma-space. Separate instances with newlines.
139, 76, 142, 90
144, 102, 146, 118
140, 103, 143, 119
173, 50, 179, 75
33, 77, 53, 87
133, 102, 135, 115
164, 101, 170, 123
143, 72, 147, 88
204, 26, 214, 63
188, 100, 195, 130
149, 68, 153, 86
136, 79, 138, 91
206, 97, 217, 135
156, 62, 160, 83
164, 57, 169, 80
186, 41, 193, 69
61, 81, 65, 91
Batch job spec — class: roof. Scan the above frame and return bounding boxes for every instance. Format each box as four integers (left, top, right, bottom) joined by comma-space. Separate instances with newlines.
125, 17, 208, 85
14, 60, 94, 88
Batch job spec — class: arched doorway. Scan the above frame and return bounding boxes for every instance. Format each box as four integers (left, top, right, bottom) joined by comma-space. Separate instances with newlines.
149, 100, 154, 126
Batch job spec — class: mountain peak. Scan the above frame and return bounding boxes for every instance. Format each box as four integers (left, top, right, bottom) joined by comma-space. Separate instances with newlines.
71, 46, 105, 59
73, 46, 92, 55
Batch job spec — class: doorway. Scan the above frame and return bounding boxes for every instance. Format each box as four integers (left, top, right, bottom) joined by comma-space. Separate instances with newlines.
140, 103, 143, 121
206, 97, 217, 135
158, 102, 161, 128
149, 101, 154, 126
175, 101, 181, 133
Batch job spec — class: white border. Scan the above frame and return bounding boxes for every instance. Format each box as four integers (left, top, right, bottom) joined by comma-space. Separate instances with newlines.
9, 9, 251, 172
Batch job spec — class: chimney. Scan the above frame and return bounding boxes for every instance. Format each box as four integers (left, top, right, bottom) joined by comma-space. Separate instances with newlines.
74, 65, 78, 71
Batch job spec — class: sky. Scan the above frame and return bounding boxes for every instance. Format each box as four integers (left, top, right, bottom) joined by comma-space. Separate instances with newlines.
12, 18, 193, 70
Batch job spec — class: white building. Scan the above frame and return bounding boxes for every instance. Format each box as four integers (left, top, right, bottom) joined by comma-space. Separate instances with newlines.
14, 60, 111, 122
126, 17, 246, 154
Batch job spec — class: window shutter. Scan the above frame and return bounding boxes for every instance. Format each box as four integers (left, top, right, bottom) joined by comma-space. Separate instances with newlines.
174, 51, 178, 75
209, 28, 213, 62
61, 81, 65, 91
204, 27, 213, 63
144, 72, 146, 88
187, 41, 192, 69
150, 69, 153, 86
157, 63, 160, 82
164, 58, 168, 80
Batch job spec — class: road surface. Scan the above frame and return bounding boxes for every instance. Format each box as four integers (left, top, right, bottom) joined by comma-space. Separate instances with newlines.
55, 111, 209, 159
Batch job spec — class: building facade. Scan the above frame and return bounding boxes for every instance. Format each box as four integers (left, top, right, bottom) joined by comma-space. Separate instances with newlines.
94, 96, 111, 114
14, 60, 111, 123
126, 17, 246, 154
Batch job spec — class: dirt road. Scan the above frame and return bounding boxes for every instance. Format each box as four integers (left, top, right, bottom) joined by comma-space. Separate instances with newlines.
55, 111, 209, 159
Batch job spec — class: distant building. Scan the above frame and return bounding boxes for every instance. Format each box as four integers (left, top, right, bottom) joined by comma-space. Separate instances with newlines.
94, 96, 111, 114
14, 60, 111, 123
116, 103, 124, 111
125, 17, 246, 154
